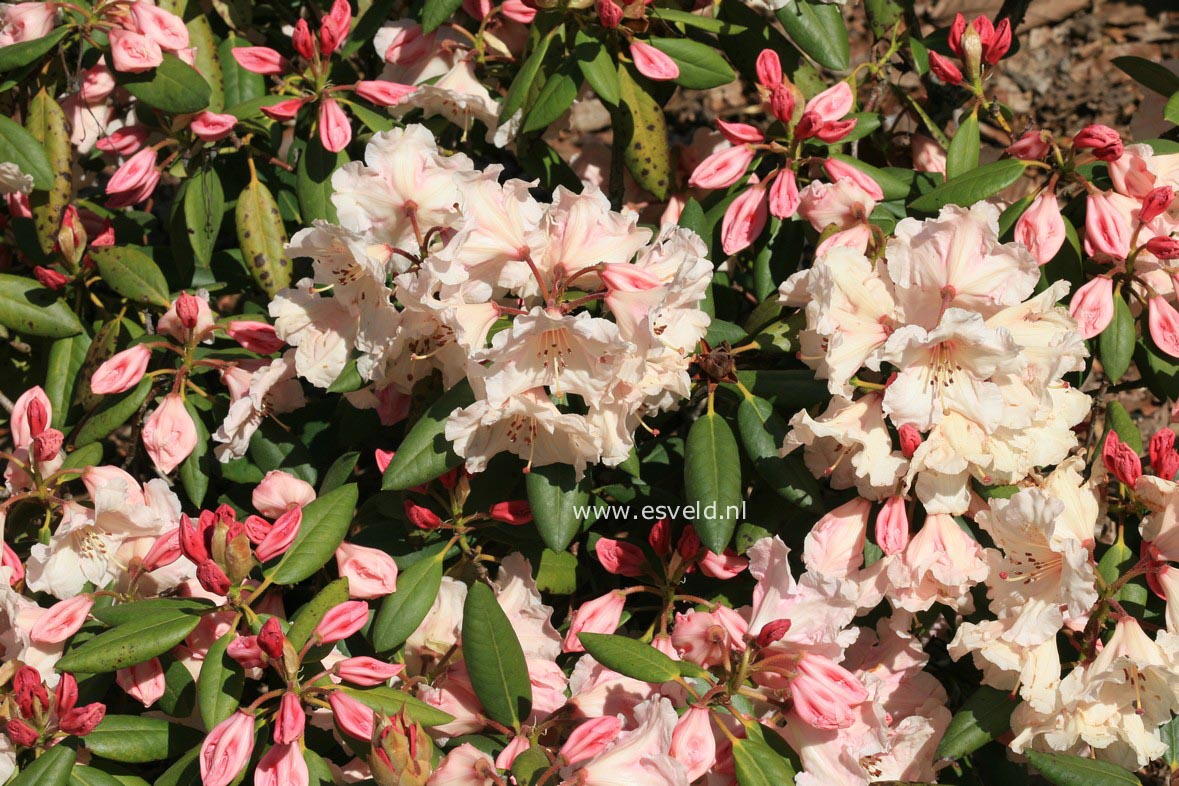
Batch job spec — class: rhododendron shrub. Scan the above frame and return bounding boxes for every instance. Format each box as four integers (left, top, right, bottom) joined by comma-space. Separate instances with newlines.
3, 1, 1179, 785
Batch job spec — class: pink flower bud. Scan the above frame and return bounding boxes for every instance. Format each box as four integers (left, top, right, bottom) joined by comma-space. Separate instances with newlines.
142, 393, 198, 474
335, 542, 398, 599
755, 49, 782, 89
1141, 187, 1175, 224
768, 83, 796, 123
375, 449, 394, 473
353, 80, 416, 107
105, 148, 160, 208
947, 13, 967, 57
200, 711, 256, 786
197, 559, 232, 595
231, 46, 288, 75
13, 667, 47, 717
1006, 130, 1051, 160
814, 117, 858, 144
720, 183, 769, 255
768, 168, 800, 219
334, 656, 404, 686
108, 28, 163, 73
1068, 276, 1115, 339
15, 388, 50, 445
1015, 191, 1067, 265
319, 0, 352, 56
130, 2, 189, 50
291, 18, 314, 60
698, 548, 749, 579
928, 51, 964, 85
60, 702, 106, 737
1146, 236, 1179, 260
257, 617, 286, 660
560, 716, 622, 764
630, 41, 680, 81
595, 538, 646, 577
175, 291, 202, 329
226, 635, 265, 669
116, 657, 166, 708
96, 126, 149, 157
33, 265, 68, 290
30, 594, 93, 644
716, 119, 764, 145
256, 742, 309, 786
875, 496, 910, 556
328, 690, 375, 740
1150, 296, 1179, 359
822, 159, 885, 201
31, 428, 62, 463
1074, 124, 1122, 152
256, 507, 302, 562
2, 542, 23, 586
489, 500, 533, 525
688, 145, 755, 190
670, 706, 716, 782
274, 692, 305, 744
404, 500, 443, 530
179, 513, 210, 564
563, 591, 626, 653
261, 97, 310, 122
252, 470, 316, 518
190, 111, 237, 142
649, 518, 671, 555
789, 654, 868, 729
983, 18, 1012, 64
756, 618, 791, 647
897, 424, 922, 458
1150, 429, 1179, 481
677, 526, 701, 560
1084, 192, 1131, 258
1102, 430, 1142, 487
596, 0, 623, 28
314, 600, 370, 644
91, 344, 152, 395
5, 718, 39, 747
56, 673, 78, 715
804, 81, 854, 124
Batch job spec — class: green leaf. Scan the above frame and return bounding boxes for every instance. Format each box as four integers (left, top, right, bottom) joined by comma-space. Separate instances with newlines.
151, 744, 200, 786
0, 114, 54, 190
1099, 292, 1135, 384
91, 246, 172, 308
117, 54, 212, 114
320, 451, 360, 495
775, 0, 850, 71
909, 159, 1027, 212
57, 610, 201, 674
45, 331, 91, 428
577, 633, 679, 682
219, 36, 266, 109
1161, 714, 1179, 771
523, 59, 579, 134
509, 744, 551, 786
236, 177, 291, 297
91, 598, 215, 627
1104, 400, 1143, 454
0, 273, 84, 338
1024, 749, 1142, 786
26, 89, 72, 255
684, 409, 743, 554
340, 686, 456, 727
382, 381, 474, 490
158, 655, 197, 718
535, 548, 578, 594
737, 394, 822, 512
462, 581, 532, 731
69, 764, 127, 786
500, 26, 560, 124
288, 577, 352, 650
647, 8, 747, 34
265, 484, 358, 584
181, 167, 225, 275
198, 632, 244, 731
179, 399, 210, 506
373, 551, 444, 652
732, 730, 797, 786
935, 685, 1020, 760
297, 138, 345, 224
84, 716, 203, 764
946, 111, 981, 180
1166, 92, 1179, 127
0, 26, 70, 74
1112, 56, 1179, 98
730, 370, 830, 411
10, 741, 75, 786
421, 0, 464, 33
526, 463, 592, 552
574, 30, 620, 106
73, 376, 153, 447
1097, 528, 1134, 587
617, 65, 671, 200
59, 442, 103, 475
647, 38, 735, 90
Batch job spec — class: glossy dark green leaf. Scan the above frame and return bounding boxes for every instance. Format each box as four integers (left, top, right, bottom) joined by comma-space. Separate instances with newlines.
83, 716, 203, 763
462, 582, 532, 731
0, 114, 53, 189
0, 273, 83, 338
198, 632, 244, 731
523, 59, 579, 134
10, 741, 74, 786
647, 8, 747, 34
1112, 55, 1179, 97
526, 462, 592, 552
92, 246, 172, 308
236, 177, 290, 297
0, 26, 70, 74
45, 331, 91, 428
372, 551, 444, 652
775, 0, 850, 70
91, 598, 216, 627
574, 29, 620, 105
219, 36, 267, 109
382, 381, 474, 490
73, 377, 153, 447
737, 394, 822, 512
421, 0, 464, 33
182, 167, 225, 275
265, 484, 357, 584
288, 578, 351, 649
179, 399, 210, 506
1024, 749, 1141, 786
320, 451, 360, 495
732, 730, 797, 786
578, 633, 679, 682
647, 38, 735, 90
684, 409, 743, 554
185, 16, 224, 111
500, 26, 560, 123
909, 159, 1027, 212
68, 764, 126, 786
935, 685, 1020, 760
340, 686, 455, 727
946, 111, 981, 180
117, 54, 212, 114
57, 611, 201, 674
1098, 292, 1135, 384
297, 138, 345, 224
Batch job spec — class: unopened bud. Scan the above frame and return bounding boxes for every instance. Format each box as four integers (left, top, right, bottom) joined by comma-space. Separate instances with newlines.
370, 709, 434, 786
196, 559, 231, 595
4, 718, 39, 747
175, 292, 202, 330
897, 424, 922, 458
56, 205, 87, 269
291, 18, 314, 60
257, 617, 286, 660
25, 399, 49, 439
1147, 236, 1179, 260
59, 702, 106, 737
928, 51, 964, 85
756, 618, 792, 647
404, 500, 442, 530
1141, 187, 1175, 224
596, 0, 622, 28
31, 428, 63, 463
33, 266, 69, 290
960, 22, 983, 84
